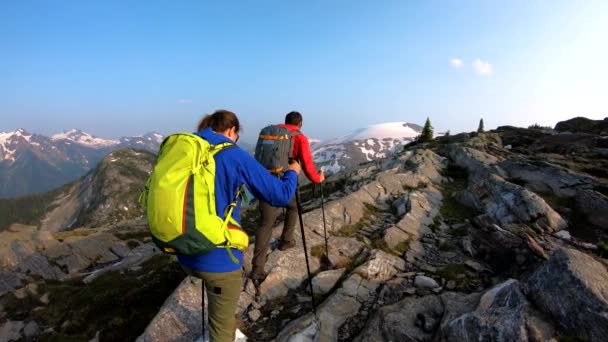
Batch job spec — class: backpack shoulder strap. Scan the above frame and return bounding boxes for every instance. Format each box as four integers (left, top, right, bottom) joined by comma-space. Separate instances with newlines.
288, 130, 301, 159
211, 141, 235, 154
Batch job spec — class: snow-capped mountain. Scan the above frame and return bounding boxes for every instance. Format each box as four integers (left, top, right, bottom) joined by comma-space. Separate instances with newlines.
51, 129, 120, 148
312, 122, 422, 173
0, 129, 163, 198
118, 132, 165, 151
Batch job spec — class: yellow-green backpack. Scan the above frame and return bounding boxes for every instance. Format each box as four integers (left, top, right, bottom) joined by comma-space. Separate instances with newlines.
140, 133, 249, 262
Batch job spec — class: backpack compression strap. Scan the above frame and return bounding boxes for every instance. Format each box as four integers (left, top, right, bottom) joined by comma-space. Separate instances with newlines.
288, 130, 301, 161
221, 185, 247, 263
209, 141, 247, 263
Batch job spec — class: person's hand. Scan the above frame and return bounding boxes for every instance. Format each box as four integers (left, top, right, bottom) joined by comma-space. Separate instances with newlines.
318, 172, 325, 183
287, 160, 301, 175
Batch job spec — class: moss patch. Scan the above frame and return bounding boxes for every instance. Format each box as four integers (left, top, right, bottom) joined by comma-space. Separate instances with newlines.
438, 164, 480, 224
333, 202, 380, 238
597, 241, 608, 259
392, 240, 410, 255
440, 194, 479, 224
334, 221, 366, 237
371, 238, 390, 252
53, 228, 97, 241
363, 202, 381, 214
436, 263, 474, 288
436, 263, 468, 280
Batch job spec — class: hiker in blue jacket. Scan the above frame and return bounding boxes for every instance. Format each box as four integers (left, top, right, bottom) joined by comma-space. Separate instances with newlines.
178, 110, 300, 342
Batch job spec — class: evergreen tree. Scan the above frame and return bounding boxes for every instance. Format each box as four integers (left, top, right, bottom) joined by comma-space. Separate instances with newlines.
419, 117, 434, 142
477, 118, 485, 133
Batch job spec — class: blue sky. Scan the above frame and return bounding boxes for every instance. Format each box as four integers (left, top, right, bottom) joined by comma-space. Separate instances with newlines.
1, 1, 607, 143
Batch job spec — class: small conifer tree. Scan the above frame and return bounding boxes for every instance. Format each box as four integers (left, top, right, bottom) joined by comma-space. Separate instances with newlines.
477, 118, 485, 133
419, 117, 434, 142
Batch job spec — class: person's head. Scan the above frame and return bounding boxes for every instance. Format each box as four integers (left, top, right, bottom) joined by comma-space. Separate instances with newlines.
285, 111, 303, 128
197, 109, 240, 142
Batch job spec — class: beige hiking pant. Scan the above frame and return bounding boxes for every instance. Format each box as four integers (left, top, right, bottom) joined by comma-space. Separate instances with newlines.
181, 265, 242, 342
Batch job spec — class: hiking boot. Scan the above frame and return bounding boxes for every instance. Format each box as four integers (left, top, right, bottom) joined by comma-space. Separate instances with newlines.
278, 240, 296, 251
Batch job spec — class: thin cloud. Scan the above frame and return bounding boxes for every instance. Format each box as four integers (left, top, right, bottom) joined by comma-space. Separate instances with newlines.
472, 58, 493, 76
177, 99, 192, 104
450, 58, 464, 69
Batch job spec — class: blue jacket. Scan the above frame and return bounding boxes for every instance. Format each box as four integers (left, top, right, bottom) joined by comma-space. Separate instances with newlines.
177, 128, 298, 272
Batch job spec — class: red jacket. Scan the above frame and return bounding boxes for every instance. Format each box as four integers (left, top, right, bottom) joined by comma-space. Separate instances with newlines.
278, 123, 323, 184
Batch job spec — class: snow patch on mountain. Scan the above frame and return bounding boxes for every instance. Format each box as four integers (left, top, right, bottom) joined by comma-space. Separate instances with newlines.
312, 122, 422, 173
14, 129, 33, 142
313, 144, 346, 162
0, 131, 20, 162
321, 122, 421, 146
1, 144, 16, 162
0, 132, 14, 147
52, 129, 120, 148
151, 133, 164, 143
308, 138, 321, 146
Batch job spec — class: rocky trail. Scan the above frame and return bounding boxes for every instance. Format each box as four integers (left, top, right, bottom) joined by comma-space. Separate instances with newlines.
139, 124, 608, 342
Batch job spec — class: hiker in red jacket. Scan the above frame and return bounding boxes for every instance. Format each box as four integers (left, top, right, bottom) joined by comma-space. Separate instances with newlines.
251, 111, 325, 283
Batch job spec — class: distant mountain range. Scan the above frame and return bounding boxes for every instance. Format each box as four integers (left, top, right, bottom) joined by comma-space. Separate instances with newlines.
0, 129, 163, 198
0, 122, 424, 198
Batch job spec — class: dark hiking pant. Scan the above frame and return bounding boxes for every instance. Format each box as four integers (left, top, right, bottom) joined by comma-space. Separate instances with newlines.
251, 196, 297, 278
181, 265, 242, 342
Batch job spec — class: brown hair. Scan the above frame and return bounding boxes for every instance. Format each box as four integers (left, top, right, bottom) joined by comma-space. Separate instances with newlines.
285, 111, 303, 126
197, 110, 241, 133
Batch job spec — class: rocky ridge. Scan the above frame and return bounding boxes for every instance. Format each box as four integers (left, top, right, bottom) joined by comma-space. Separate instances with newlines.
2, 119, 608, 341
140, 123, 608, 342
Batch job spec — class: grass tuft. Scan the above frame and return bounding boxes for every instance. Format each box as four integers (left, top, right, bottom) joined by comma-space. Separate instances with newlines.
311, 243, 331, 259
334, 202, 380, 238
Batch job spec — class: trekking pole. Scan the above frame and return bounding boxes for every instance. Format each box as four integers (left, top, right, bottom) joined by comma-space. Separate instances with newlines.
320, 182, 329, 261
295, 188, 318, 317
202, 280, 206, 340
